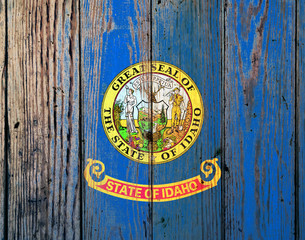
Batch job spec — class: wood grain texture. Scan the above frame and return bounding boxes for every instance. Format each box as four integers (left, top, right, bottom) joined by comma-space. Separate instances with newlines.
152, 1, 222, 239
7, 0, 81, 239
224, 0, 296, 239
1, 0, 303, 239
81, 0, 152, 239
0, 0, 6, 239
297, 0, 304, 238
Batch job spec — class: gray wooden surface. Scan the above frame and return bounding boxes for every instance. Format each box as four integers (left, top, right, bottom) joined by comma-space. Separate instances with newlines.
0, 0, 6, 239
5, 0, 81, 238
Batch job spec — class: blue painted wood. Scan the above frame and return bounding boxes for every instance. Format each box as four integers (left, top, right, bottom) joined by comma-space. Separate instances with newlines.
2, 0, 303, 239
297, 0, 305, 238
152, 1, 222, 239
224, 0, 296, 239
81, 0, 152, 239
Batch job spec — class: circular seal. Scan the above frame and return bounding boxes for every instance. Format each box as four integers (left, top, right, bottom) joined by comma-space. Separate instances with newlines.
102, 61, 204, 164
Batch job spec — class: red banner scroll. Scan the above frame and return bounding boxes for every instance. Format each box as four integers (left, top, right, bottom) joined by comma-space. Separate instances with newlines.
84, 158, 221, 202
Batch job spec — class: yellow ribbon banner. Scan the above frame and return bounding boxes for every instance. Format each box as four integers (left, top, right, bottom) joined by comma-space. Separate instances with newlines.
84, 158, 221, 202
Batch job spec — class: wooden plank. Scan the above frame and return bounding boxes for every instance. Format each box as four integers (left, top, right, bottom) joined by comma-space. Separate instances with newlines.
7, 0, 81, 238
224, 0, 295, 239
152, 1, 222, 239
81, 0, 152, 239
0, 0, 6, 238
297, 0, 304, 238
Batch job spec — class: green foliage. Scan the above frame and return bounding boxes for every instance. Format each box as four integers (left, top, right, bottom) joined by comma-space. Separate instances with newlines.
160, 105, 166, 124
114, 100, 124, 129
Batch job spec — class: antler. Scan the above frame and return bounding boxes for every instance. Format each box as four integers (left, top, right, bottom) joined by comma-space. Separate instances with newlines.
154, 84, 164, 94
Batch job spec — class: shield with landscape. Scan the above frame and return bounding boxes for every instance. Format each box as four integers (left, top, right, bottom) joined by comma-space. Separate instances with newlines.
137, 100, 168, 152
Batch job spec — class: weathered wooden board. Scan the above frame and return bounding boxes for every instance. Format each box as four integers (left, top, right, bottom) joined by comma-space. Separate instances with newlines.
297, 0, 305, 238
0, 0, 6, 239
1, 0, 304, 239
224, 0, 296, 239
6, 0, 81, 239
151, 1, 222, 239
81, 0, 152, 239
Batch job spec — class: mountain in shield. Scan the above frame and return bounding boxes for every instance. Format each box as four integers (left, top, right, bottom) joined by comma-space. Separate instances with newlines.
137, 100, 168, 152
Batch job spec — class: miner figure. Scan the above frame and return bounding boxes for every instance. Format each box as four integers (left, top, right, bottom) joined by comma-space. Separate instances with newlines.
169, 87, 184, 133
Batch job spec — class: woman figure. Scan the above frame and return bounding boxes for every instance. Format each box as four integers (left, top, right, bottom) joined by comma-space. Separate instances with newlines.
124, 87, 138, 134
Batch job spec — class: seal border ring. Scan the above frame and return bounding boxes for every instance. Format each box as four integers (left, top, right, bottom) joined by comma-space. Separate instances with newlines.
101, 61, 204, 164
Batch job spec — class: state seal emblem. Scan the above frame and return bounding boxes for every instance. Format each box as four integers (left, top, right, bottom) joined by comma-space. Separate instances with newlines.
101, 61, 204, 164
84, 61, 221, 201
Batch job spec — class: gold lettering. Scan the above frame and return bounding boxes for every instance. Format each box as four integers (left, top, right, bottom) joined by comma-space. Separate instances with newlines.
106, 181, 114, 191
118, 185, 128, 195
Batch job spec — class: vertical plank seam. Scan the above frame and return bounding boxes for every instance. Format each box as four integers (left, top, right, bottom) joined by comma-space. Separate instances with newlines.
78, 0, 84, 239
3, 0, 9, 238
295, 0, 299, 238
221, 0, 226, 239
149, 0, 154, 238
